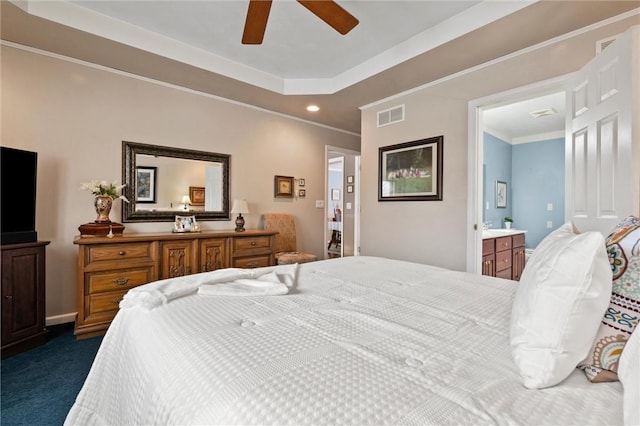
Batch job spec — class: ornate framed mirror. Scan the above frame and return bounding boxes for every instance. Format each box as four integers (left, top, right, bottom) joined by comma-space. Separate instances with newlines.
122, 141, 230, 222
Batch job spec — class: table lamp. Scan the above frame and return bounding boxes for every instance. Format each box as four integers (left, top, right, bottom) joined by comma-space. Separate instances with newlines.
181, 195, 192, 211
231, 199, 249, 232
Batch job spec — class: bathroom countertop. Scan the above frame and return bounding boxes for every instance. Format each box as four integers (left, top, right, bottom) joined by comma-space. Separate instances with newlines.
482, 229, 527, 239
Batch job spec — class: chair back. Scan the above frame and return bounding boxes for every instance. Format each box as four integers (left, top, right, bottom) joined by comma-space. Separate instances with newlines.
262, 213, 297, 253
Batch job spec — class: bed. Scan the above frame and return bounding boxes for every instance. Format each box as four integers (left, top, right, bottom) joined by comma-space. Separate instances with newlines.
65, 254, 632, 425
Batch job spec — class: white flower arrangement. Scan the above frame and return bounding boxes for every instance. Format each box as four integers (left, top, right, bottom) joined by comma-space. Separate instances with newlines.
81, 180, 129, 202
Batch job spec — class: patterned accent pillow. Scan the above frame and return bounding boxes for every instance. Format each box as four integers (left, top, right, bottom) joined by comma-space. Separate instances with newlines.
580, 216, 640, 382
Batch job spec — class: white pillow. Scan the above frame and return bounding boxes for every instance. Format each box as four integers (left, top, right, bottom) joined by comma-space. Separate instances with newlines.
510, 222, 612, 389
619, 328, 639, 426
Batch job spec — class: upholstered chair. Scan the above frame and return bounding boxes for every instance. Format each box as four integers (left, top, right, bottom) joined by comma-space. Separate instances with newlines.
262, 213, 317, 265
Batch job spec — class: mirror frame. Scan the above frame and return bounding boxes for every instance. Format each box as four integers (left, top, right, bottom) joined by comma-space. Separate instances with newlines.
122, 141, 230, 222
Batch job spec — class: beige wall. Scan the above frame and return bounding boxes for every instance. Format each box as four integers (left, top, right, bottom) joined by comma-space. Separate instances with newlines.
1, 45, 360, 322
360, 16, 639, 271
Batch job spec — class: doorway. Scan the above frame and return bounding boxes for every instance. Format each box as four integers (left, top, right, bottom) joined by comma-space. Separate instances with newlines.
325, 146, 360, 259
467, 76, 568, 273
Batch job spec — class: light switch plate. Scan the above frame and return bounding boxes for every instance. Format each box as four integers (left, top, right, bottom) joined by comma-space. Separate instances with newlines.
315, 200, 324, 208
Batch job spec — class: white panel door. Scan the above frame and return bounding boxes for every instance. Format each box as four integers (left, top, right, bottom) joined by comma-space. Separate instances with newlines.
566, 26, 639, 235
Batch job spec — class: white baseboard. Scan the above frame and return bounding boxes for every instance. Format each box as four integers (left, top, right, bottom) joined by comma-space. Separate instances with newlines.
46, 313, 76, 326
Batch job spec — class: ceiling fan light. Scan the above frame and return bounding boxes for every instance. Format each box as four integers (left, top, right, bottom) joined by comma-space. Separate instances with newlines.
529, 108, 557, 118
306, 105, 320, 112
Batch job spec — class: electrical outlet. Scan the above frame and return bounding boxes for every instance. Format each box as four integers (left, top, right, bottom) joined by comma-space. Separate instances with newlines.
547, 221, 553, 228
315, 200, 324, 208
547, 203, 553, 211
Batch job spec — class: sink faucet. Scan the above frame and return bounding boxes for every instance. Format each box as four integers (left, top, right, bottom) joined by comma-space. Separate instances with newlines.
482, 221, 493, 230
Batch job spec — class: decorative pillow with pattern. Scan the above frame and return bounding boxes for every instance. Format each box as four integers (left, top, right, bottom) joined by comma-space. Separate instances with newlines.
580, 216, 640, 382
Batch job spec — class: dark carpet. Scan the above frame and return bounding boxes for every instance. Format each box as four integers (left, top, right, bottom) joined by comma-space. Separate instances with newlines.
1, 323, 103, 426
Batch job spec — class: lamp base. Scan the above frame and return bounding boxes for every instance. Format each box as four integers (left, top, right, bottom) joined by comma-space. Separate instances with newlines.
234, 214, 245, 232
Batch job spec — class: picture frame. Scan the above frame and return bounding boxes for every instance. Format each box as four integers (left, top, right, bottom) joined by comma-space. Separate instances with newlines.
346, 175, 354, 184
496, 180, 507, 208
189, 186, 205, 206
298, 189, 306, 197
173, 215, 197, 233
298, 178, 305, 187
347, 185, 353, 193
274, 175, 294, 198
331, 188, 340, 201
378, 135, 443, 201
136, 166, 157, 203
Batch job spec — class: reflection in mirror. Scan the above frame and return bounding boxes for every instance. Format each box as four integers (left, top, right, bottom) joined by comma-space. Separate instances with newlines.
122, 141, 230, 222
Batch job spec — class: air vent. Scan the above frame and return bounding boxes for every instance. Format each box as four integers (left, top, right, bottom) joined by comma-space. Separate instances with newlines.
377, 105, 405, 127
596, 35, 620, 53
529, 108, 557, 118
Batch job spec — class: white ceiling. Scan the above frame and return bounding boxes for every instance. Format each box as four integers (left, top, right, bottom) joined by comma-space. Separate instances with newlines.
20, 0, 532, 95
3, 1, 637, 134
483, 91, 566, 143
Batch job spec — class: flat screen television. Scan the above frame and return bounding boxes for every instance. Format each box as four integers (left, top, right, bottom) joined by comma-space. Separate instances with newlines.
1, 147, 38, 244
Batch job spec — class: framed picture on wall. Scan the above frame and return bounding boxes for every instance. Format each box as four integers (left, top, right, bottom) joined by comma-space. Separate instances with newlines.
274, 175, 294, 198
496, 180, 507, 208
189, 186, 205, 206
136, 166, 157, 203
331, 188, 340, 201
378, 135, 443, 201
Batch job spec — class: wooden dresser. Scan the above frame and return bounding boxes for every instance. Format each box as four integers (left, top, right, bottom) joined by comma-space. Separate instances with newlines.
74, 230, 276, 338
482, 232, 526, 281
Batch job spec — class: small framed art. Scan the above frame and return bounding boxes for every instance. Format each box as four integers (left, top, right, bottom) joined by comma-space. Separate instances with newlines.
299, 189, 306, 197
189, 186, 205, 206
274, 175, 294, 198
496, 181, 507, 208
136, 166, 157, 203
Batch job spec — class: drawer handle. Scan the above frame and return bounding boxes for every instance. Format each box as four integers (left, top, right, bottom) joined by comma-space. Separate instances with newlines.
246, 262, 258, 268
119, 251, 126, 256
250, 241, 257, 246
111, 298, 123, 305
4, 295, 12, 300
112, 277, 130, 286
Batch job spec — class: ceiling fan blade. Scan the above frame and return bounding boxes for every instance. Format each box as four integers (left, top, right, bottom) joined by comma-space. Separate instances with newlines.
297, 0, 358, 35
242, 0, 273, 45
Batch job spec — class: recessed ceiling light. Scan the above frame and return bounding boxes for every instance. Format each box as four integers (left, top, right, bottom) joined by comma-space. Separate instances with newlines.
306, 105, 320, 112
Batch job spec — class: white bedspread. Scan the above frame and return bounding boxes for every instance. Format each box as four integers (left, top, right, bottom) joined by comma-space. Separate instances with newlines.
65, 256, 623, 425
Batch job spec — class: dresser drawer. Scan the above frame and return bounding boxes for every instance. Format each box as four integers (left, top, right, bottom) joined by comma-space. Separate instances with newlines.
495, 236, 512, 252
496, 249, 512, 272
512, 233, 525, 248
87, 267, 155, 294
84, 289, 128, 323
232, 255, 271, 269
85, 242, 155, 266
482, 239, 495, 255
232, 236, 271, 254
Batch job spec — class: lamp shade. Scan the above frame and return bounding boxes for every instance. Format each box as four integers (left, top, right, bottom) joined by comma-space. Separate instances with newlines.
181, 195, 192, 205
231, 199, 249, 214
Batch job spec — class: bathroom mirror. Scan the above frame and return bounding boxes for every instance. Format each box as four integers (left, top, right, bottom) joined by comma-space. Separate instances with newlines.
122, 141, 230, 222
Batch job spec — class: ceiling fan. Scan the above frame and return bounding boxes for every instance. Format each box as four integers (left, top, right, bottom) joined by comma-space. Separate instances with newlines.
242, 0, 359, 45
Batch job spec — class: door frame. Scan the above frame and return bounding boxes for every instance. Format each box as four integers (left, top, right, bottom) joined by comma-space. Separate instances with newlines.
325, 145, 361, 259
466, 74, 571, 273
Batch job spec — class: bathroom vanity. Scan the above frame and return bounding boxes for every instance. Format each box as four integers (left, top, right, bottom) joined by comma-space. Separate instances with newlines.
482, 230, 526, 281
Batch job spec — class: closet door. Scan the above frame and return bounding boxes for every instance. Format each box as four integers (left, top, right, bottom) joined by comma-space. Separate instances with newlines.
566, 26, 639, 234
